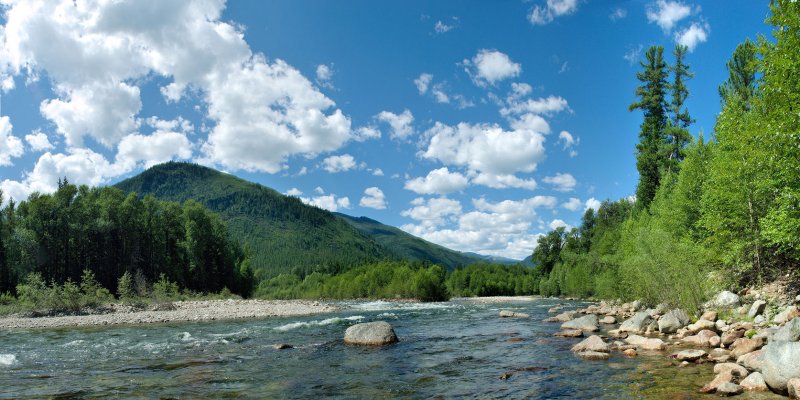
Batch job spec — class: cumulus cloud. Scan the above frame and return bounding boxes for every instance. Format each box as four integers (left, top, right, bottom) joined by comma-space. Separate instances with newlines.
377, 109, 414, 140
610, 8, 627, 21
544, 173, 576, 192
353, 126, 381, 142
464, 49, 521, 87
549, 219, 569, 230
562, 197, 582, 211
529, 0, 579, 26
471, 172, 537, 190
300, 193, 350, 212
0, 117, 24, 166
501, 95, 570, 117
675, 22, 709, 51
25, 130, 54, 151
401, 197, 463, 229
585, 197, 601, 212
360, 187, 387, 210
321, 154, 357, 173
315, 64, 334, 88
646, 0, 692, 32
286, 188, 303, 197
405, 167, 469, 195
414, 73, 432, 94
116, 130, 192, 170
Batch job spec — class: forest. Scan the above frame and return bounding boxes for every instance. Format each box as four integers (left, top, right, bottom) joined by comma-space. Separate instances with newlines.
531, 1, 799, 311
0, 181, 254, 304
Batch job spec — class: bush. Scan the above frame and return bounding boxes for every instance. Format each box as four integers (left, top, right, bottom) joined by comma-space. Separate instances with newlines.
152, 274, 180, 303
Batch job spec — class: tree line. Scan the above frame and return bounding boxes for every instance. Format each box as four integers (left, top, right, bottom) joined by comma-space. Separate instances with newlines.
530, 1, 800, 311
0, 181, 254, 299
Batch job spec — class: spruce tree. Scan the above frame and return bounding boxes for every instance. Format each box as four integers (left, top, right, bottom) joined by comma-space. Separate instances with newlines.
629, 45, 669, 208
664, 44, 694, 171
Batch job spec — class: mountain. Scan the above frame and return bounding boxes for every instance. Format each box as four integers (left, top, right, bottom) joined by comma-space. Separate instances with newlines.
462, 252, 523, 265
334, 213, 483, 268
520, 255, 535, 267
114, 162, 389, 279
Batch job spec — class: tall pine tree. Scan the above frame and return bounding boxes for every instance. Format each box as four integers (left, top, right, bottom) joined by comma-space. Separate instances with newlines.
664, 44, 694, 172
629, 45, 669, 208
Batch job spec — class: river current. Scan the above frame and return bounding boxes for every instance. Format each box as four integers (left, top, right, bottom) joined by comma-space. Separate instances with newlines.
0, 298, 783, 399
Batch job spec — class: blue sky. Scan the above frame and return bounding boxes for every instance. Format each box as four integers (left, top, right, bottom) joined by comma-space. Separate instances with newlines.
0, 0, 773, 259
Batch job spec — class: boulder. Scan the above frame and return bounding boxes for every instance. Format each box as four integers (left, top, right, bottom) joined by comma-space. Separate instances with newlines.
600, 316, 616, 324
774, 306, 799, 324
716, 319, 729, 331
553, 311, 578, 322
700, 371, 734, 393
554, 329, 584, 338
709, 348, 733, 363
548, 305, 563, 313
722, 329, 745, 347
609, 329, 628, 339
561, 314, 599, 332
754, 315, 766, 325
716, 382, 743, 396
773, 318, 800, 342
714, 363, 749, 378
682, 330, 719, 347
763, 341, 800, 393
748, 300, 767, 319
789, 378, 800, 399
740, 372, 768, 391
619, 311, 652, 333
631, 300, 643, 311
499, 310, 530, 318
686, 319, 716, 334
658, 309, 690, 334
343, 321, 398, 346
571, 335, 610, 353
737, 349, 765, 373
625, 334, 666, 351
675, 349, 707, 361
731, 338, 763, 359
575, 351, 610, 361
709, 335, 721, 348
737, 305, 750, 315
710, 291, 741, 308
702, 310, 718, 321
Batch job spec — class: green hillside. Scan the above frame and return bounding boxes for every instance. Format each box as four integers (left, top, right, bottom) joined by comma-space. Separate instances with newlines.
334, 213, 483, 268
114, 162, 389, 279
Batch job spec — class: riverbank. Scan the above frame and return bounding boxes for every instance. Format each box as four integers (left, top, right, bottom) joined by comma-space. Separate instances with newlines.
0, 299, 340, 329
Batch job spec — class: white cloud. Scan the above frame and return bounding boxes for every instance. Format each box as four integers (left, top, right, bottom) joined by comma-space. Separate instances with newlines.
421, 118, 548, 176
116, 130, 192, 169
544, 173, 577, 192
25, 130, 54, 151
377, 109, 414, 140
558, 130, 578, 157
372, 168, 384, 176
472, 172, 537, 190
431, 83, 450, 103
360, 187, 387, 210
314, 186, 325, 194
434, 20, 454, 34
675, 22, 709, 52
624, 44, 644, 65
401, 197, 463, 229
300, 193, 350, 212
464, 49, 521, 86
321, 154, 357, 173
549, 219, 569, 230
585, 197, 602, 212
501, 95, 570, 117
529, 0, 579, 26
646, 0, 692, 32
297, 166, 308, 176
353, 126, 381, 142
286, 188, 303, 197
414, 73, 432, 94
404, 167, 469, 195
509, 82, 532, 99
315, 64, 334, 88
610, 8, 627, 21
562, 197, 582, 211
0, 117, 24, 165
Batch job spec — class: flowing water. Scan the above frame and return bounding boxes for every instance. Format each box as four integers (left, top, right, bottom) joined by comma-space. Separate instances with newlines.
0, 299, 784, 399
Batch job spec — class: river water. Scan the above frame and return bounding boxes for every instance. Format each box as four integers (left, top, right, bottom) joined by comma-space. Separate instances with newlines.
0, 299, 784, 399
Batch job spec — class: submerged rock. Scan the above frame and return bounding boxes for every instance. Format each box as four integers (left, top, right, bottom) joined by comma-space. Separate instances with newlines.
344, 321, 398, 346
554, 329, 584, 338
762, 341, 800, 393
272, 343, 293, 350
561, 314, 599, 332
622, 348, 637, 357
571, 335, 610, 353
674, 349, 707, 362
576, 350, 610, 360
499, 310, 530, 318
624, 334, 666, 351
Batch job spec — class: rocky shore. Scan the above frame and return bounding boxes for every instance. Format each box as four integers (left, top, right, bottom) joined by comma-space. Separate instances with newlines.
0, 299, 340, 329
546, 290, 800, 398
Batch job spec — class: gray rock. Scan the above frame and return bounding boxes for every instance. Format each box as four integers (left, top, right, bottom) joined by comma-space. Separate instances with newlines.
571, 335, 610, 353
714, 363, 749, 378
709, 348, 733, 363
716, 382, 743, 396
700, 371, 735, 393
788, 378, 800, 398
686, 319, 716, 334
762, 341, 800, 393
711, 291, 741, 308
561, 314, 599, 332
499, 310, 530, 318
737, 305, 750, 315
600, 316, 616, 324
796, 294, 800, 304
619, 311, 652, 333
554, 329, 584, 338
773, 306, 799, 324
740, 372, 768, 391
749, 300, 767, 319
658, 309, 690, 334
625, 334, 666, 351
754, 315, 766, 325
731, 338, 764, 358
343, 321, 398, 346
737, 349, 765, 373
682, 330, 719, 347
675, 349, 707, 361
575, 350, 610, 360
773, 318, 800, 342
554, 311, 578, 322
631, 300, 643, 311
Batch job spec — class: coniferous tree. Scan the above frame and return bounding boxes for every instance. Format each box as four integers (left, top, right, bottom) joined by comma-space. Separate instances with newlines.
629, 45, 669, 208
718, 39, 758, 108
664, 44, 694, 172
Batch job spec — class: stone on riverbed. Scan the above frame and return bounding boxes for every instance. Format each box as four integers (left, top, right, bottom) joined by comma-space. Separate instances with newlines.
762, 341, 800, 393
788, 378, 800, 399
674, 349, 707, 362
686, 319, 716, 334
561, 314, 599, 332
702, 310, 718, 321
576, 351, 610, 361
722, 329, 745, 347
624, 334, 666, 351
737, 349, 765, 373
600, 316, 616, 324
699, 371, 734, 393
682, 330, 719, 347
272, 343, 293, 350
554, 329, 584, 338
716, 382, 743, 396
748, 300, 767, 319
545, 311, 577, 323
344, 321, 398, 346
499, 310, 529, 318
709, 348, 732, 363
730, 338, 763, 359
774, 306, 799, 324
571, 335, 610, 353
709, 291, 741, 308
714, 363, 749, 378
658, 309, 690, 334
740, 372, 768, 391
619, 311, 652, 333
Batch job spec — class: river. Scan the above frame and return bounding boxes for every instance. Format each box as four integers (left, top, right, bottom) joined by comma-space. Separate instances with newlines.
0, 298, 784, 399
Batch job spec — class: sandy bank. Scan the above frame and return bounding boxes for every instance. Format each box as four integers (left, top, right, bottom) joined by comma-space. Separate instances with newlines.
0, 299, 341, 330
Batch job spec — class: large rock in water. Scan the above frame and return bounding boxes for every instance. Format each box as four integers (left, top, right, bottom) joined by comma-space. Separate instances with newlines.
344, 321, 398, 346
737, 349, 766, 373
499, 310, 529, 318
571, 335, 610, 353
773, 318, 800, 342
658, 309, 689, 334
624, 334, 666, 351
619, 311, 652, 333
561, 314, 599, 332
710, 291, 741, 308
762, 341, 800, 393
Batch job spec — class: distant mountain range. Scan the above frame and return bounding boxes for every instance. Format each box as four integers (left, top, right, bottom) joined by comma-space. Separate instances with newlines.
114, 163, 526, 278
